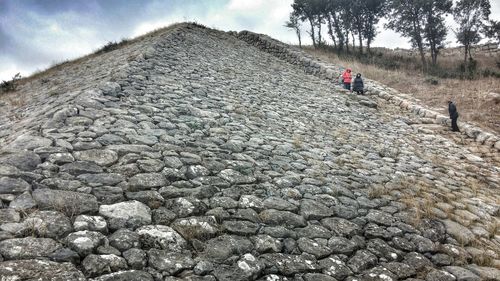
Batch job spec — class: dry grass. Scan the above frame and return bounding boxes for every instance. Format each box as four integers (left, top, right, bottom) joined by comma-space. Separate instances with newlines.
303, 48, 500, 134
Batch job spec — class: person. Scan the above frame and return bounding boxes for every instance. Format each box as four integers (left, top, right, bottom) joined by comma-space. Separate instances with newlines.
341, 68, 352, 91
352, 73, 364, 94
448, 101, 460, 132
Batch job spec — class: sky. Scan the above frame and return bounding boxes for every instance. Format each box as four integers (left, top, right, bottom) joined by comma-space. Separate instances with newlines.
1, 0, 499, 81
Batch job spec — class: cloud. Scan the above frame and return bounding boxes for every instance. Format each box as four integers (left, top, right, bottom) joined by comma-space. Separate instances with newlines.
1, 0, 499, 81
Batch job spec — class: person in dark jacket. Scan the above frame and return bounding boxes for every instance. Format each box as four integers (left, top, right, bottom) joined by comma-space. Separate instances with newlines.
448, 101, 460, 132
352, 73, 364, 94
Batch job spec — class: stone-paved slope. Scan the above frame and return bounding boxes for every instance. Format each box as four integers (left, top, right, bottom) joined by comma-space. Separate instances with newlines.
0, 23, 499, 281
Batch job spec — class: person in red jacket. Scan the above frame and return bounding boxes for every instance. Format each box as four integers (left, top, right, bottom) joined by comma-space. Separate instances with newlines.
342, 68, 352, 91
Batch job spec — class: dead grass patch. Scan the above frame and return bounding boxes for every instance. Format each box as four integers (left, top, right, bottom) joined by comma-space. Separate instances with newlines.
304, 48, 500, 134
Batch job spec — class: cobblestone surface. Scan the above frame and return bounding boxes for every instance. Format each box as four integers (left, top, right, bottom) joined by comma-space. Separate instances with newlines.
0, 23, 498, 281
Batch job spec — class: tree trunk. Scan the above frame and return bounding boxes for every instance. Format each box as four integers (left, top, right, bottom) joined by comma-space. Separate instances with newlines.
345, 28, 350, 53
358, 32, 363, 54
296, 28, 302, 48
327, 16, 337, 48
308, 18, 316, 48
332, 12, 344, 50
317, 17, 322, 46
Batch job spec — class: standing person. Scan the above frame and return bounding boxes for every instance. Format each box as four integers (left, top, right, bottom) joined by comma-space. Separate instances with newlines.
352, 73, 364, 94
448, 101, 460, 132
341, 68, 352, 91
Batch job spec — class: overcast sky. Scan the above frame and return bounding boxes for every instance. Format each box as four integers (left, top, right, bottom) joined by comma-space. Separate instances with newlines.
1, 0, 499, 81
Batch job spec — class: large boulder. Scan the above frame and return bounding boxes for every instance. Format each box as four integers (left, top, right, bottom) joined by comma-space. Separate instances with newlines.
33, 188, 99, 215
99, 200, 152, 230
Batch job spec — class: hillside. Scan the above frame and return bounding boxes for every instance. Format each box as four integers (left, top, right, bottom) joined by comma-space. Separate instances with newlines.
0, 23, 499, 280
302, 46, 500, 136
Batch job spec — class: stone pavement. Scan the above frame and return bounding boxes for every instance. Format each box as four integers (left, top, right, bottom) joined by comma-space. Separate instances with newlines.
0, 23, 498, 281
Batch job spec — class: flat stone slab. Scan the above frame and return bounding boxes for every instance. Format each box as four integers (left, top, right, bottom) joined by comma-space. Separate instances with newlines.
0, 259, 85, 280
33, 188, 99, 215
0, 237, 62, 259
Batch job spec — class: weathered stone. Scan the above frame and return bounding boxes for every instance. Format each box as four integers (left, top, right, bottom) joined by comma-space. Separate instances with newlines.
82, 254, 128, 277
0, 259, 85, 280
136, 225, 187, 251
60, 161, 104, 175
0, 176, 31, 194
0, 237, 62, 259
260, 253, 319, 275
33, 188, 99, 215
109, 229, 141, 251
148, 249, 195, 274
74, 215, 108, 233
65, 230, 106, 256
99, 200, 151, 230
24, 210, 73, 238
171, 216, 219, 240
128, 173, 167, 191
202, 235, 254, 262
259, 209, 306, 228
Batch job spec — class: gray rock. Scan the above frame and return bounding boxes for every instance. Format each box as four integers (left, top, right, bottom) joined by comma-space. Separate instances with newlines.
253, 234, 283, 253
298, 237, 333, 258
442, 219, 475, 245
321, 217, 361, 237
109, 229, 140, 251
300, 199, 333, 220
74, 215, 108, 233
202, 235, 254, 262
9, 192, 37, 210
99, 200, 152, 230
49, 247, 81, 263
125, 190, 164, 208
319, 256, 353, 280
147, 249, 195, 274
60, 161, 104, 175
82, 254, 128, 277
128, 173, 167, 191
260, 253, 319, 275
171, 216, 220, 240
165, 197, 208, 217
347, 249, 378, 273
33, 188, 99, 215
136, 225, 187, 251
384, 262, 416, 279
89, 270, 153, 281
328, 236, 358, 255
0, 151, 41, 171
65, 230, 106, 256
24, 210, 73, 238
365, 209, 395, 226
0, 176, 31, 194
426, 269, 456, 281
444, 266, 481, 281
0, 259, 85, 280
100, 81, 123, 97
78, 173, 125, 186
123, 248, 147, 269
259, 209, 306, 228
223, 220, 259, 235
0, 209, 20, 224
0, 237, 62, 259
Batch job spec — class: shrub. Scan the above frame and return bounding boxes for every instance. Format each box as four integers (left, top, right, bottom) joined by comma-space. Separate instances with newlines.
0, 73, 21, 93
95, 38, 130, 54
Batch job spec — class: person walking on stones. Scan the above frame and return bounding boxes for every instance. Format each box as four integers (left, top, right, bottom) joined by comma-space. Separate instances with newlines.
352, 73, 364, 95
448, 100, 460, 132
341, 68, 352, 91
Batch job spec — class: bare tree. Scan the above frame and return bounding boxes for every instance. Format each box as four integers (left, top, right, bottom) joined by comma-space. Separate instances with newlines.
285, 12, 302, 47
